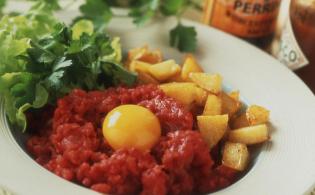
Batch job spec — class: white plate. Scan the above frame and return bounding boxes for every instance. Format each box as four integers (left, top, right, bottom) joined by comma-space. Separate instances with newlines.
1, 4, 315, 195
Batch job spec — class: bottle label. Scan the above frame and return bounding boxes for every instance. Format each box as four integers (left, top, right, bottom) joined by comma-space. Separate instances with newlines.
277, 18, 309, 70
203, 0, 281, 38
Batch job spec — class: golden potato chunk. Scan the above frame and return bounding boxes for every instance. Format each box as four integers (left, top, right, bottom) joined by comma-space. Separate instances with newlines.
229, 90, 240, 101
222, 142, 249, 171
231, 114, 248, 129
189, 73, 222, 94
181, 54, 203, 81
203, 94, 222, 115
221, 92, 241, 117
232, 105, 270, 129
138, 51, 163, 64
247, 105, 270, 125
159, 82, 207, 108
167, 73, 185, 82
126, 46, 147, 66
126, 45, 162, 65
195, 87, 208, 106
129, 60, 151, 73
137, 72, 159, 84
148, 60, 181, 81
228, 124, 269, 145
197, 115, 229, 148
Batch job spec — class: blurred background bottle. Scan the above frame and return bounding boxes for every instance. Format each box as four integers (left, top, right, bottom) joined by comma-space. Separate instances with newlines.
276, 0, 315, 92
203, 0, 282, 50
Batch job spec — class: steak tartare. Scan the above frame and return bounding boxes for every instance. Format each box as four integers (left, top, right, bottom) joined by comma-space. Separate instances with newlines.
27, 84, 237, 195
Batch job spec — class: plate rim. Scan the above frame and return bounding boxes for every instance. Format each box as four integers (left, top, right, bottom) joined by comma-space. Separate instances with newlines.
0, 5, 315, 195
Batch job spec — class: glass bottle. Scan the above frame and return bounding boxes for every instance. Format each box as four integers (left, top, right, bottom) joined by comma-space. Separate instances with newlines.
203, 0, 282, 50
277, 0, 315, 92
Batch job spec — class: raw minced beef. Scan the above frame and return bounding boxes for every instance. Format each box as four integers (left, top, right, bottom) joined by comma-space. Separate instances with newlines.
27, 84, 237, 195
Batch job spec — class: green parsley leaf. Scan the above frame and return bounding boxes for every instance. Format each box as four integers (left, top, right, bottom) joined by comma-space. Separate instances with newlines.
160, 0, 187, 16
80, 0, 112, 31
102, 61, 137, 87
170, 23, 197, 52
128, 0, 159, 26
45, 69, 65, 90
52, 57, 72, 72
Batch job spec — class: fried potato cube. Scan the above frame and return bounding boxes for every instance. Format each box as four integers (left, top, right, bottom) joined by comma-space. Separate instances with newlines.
181, 54, 203, 80
167, 73, 185, 82
138, 50, 163, 64
148, 60, 181, 81
127, 46, 147, 61
203, 94, 222, 115
129, 61, 159, 84
137, 72, 159, 84
126, 45, 162, 65
247, 105, 270, 125
195, 87, 208, 106
197, 115, 229, 148
228, 124, 269, 145
189, 73, 222, 94
129, 60, 151, 73
229, 90, 240, 101
222, 142, 249, 171
231, 114, 248, 129
159, 82, 207, 108
232, 105, 270, 129
221, 92, 241, 117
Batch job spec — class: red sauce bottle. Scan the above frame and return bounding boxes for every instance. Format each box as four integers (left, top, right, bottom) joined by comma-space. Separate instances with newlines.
203, 0, 282, 50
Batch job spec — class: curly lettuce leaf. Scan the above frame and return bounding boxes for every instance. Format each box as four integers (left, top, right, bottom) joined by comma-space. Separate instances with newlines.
0, 2, 59, 131
104, 37, 122, 62
0, 34, 30, 75
0, 73, 48, 131
16, 83, 48, 131
72, 19, 94, 40
0, 7, 57, 41
0, 0, 58, 73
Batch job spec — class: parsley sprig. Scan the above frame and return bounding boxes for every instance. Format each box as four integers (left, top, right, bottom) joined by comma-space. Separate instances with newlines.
0, 0, 201, 52
134, 0, 200, 52
135, 0, 201, 52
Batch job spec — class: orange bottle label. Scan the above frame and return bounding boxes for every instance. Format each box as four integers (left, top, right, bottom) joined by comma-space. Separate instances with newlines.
203, 0, 281, 38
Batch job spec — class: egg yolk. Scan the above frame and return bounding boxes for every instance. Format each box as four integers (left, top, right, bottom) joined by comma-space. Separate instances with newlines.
103, 104, 161, 152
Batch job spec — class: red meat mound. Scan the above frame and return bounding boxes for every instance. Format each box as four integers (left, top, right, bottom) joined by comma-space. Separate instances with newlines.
27, 84, 237, 195
153, 130, 214, 194
52, 84, 193, 134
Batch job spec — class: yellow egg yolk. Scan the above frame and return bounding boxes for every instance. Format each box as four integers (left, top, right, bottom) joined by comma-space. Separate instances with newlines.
102, 104, 161, 152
